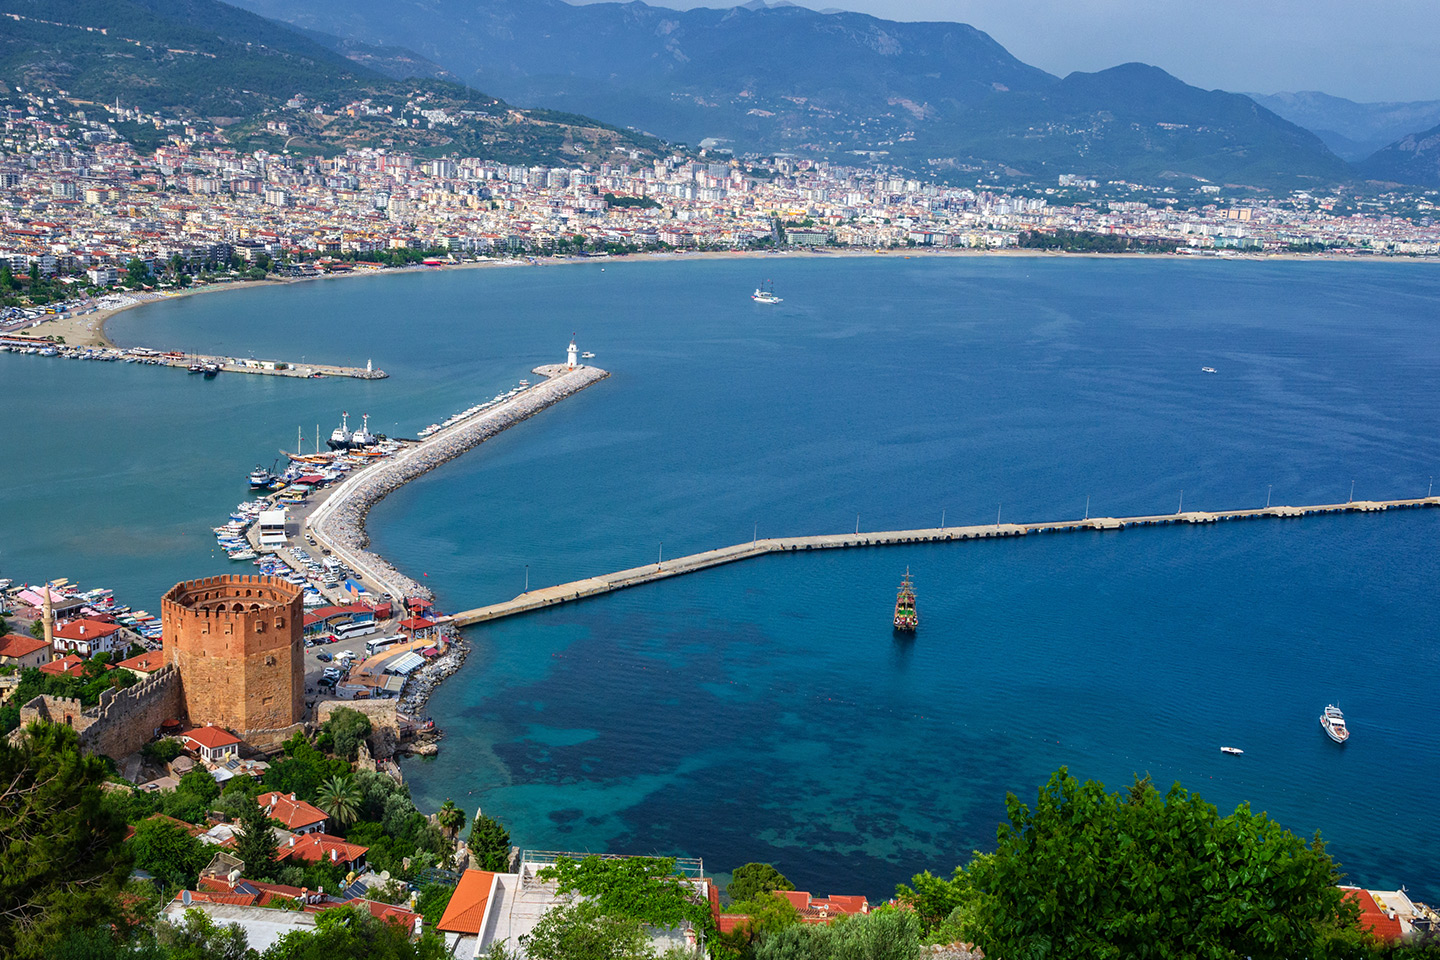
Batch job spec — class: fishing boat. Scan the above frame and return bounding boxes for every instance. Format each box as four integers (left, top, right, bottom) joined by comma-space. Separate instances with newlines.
187, 362, 205, 374
1320, 704, 1350, 744
327, 412, 355, 450
202, 362, 221, 378
1220, 746, 1244, 755
752, 281, 783, 304
893, 568, 918, 632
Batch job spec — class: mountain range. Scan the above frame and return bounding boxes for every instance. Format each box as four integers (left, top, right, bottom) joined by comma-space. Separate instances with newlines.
1249, 91, 1440, 162
220, 0, 1355, 189
0, 0, 670, 164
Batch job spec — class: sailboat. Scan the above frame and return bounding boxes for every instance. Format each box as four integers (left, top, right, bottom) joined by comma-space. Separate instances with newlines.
893, 568, 918, 632
752, 281, 783, 304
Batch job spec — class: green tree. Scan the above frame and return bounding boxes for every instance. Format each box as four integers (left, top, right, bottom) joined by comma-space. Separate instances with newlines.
469, 810, 512, 871
538, 856, 716, 942
130, 817, 210, 890
158, 907, 256, 960
0, 723, 132, 959
321, 708, 372, 762
316, 775, 362, 827
964, 767, 1360, 960
716, 893, 800, 958
752, 909, 920, 960
262, 903, 450, 960
893, 862, 982, 939
436, 798, 465, 849
728, 863, 795, 905
415, 883, 454, 928
235, 796, 281, 882
521, 898, 655, 960
124, 258, 150, 289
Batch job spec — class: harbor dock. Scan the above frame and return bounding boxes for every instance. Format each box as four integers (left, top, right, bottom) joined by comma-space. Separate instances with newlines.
451, 496, 1440, 626
304, 363, 610, 603
0, 335, 385, 380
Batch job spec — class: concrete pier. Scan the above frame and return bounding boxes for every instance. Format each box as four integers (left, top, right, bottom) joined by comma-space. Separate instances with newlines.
306, 364, 610, 603
451, 496, 1440, 627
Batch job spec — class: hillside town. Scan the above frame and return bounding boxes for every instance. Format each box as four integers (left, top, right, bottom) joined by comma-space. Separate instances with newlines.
3, 86, 1440, 301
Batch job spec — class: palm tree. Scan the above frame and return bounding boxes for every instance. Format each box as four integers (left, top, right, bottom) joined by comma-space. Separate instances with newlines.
316, 775, 362, 827
436, 799, 465, 844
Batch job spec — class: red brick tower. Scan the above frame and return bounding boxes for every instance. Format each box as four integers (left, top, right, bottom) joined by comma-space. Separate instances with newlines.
161, 575, 305, 736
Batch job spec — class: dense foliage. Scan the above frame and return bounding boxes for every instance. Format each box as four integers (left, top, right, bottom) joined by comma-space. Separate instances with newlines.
470, 810, 512, 871
1018, 229, 1180, 254
727, 863, 795, 904
538, 856, 717, 941
320, 708, 372, 762
962, 768, 1363, 960
0, 660, 140, 734
751, 909, 921, 960
0, 724, 132, 959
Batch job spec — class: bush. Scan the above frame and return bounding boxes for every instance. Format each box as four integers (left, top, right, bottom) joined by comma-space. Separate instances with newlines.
142, 739, 182, 764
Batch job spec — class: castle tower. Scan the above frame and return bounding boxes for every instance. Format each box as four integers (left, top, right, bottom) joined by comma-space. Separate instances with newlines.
567, 335, 578, 369
161, 575, 304, 736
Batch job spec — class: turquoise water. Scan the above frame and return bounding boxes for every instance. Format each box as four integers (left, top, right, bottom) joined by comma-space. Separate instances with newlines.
3, 256, 1438, 900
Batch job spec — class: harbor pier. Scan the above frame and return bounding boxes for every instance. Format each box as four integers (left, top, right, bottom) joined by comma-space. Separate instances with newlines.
451, 496, 1440, 627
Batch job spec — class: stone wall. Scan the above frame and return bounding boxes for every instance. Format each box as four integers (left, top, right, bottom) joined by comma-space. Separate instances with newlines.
314, 699, 400, 759
162, 575, 304, 737
17, 666, 182, 761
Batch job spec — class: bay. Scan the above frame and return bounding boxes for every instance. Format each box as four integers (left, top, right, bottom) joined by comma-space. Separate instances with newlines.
3, 254, 1437, 901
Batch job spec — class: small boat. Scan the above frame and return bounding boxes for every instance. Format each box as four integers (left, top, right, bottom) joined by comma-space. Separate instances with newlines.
188, 362, 204, 374
752, 281, 782, 304
202, 362, 221, 378
248, 465, 272, 489
582, 351, 595, 359
893, 568, 918, 632
1201, 366, 1217, 374
1220, 746, 1244, 755
1320, 704, 1350, 744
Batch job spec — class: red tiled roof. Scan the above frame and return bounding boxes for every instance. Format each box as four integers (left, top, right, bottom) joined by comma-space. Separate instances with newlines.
183, 726, 242, 750
276, 832, 367, 866
775, 890, 870, 924
347, 898, 420, 930
1343, 888, 1406, 942
39, 654, 88, 677
53, 618, 124, 641
257, 791, 329, 831
0, 633, 50, 659
436, 869, 495, 935
117, 651, 164, 673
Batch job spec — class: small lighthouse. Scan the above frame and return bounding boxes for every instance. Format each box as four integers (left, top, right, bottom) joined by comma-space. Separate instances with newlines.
567, 335, 578, 370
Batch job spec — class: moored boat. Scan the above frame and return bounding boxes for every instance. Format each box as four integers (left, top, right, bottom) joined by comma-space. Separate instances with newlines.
1321, 704, 1350, 744
247, 465, 272, 489
893, 568, 918, 632
327, 412, 355, 450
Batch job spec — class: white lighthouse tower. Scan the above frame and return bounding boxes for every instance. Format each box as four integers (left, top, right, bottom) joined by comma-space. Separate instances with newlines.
567, 334, 578, 370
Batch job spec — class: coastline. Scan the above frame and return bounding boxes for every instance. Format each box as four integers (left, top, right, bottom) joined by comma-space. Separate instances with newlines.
21, 244, 1433, 351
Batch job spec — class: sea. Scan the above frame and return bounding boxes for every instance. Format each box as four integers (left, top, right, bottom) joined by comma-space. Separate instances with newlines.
2, 254, 1437, 901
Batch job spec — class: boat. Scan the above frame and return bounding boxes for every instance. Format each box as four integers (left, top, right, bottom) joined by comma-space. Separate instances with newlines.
1201, 366, 1218, 374
582, 351, 595, 359
1220, 746, 1244, 755
202, 362, 221, 378
893, 568, 918, 632
188, 362, 205, 374
351, 414, 378, 447
247, 465, 272, 489
752, 281, 783, 304
1320, 704, 1350, 744
327, 412, 355, 451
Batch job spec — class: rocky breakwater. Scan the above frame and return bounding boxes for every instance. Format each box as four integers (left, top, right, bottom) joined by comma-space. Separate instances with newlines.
309, 364, 610, 604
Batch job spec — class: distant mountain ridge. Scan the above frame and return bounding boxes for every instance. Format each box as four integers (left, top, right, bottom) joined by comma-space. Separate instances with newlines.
0, 0, 672, 163
221, 0, 1351, 188
1249, 91, 1440, 162
1355, 122, 1440, 187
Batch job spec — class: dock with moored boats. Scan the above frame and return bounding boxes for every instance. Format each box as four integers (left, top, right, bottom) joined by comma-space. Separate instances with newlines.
0, 335, 385, 379
450, 496, 1440, 627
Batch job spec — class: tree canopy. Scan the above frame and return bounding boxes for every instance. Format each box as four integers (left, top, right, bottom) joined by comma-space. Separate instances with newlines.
469, 810, 512, 872
537, 856, 716, 941
963, 768, 1362, 960
727, 863, 795, 905
0, 723, 132, 958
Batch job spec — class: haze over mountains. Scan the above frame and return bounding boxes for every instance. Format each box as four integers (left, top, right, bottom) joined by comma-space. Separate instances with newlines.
224, 0, 1357, 189
1250, 91, 1440, 162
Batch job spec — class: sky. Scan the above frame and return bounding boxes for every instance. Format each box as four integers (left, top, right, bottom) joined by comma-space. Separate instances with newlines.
570, 0, 1440, 103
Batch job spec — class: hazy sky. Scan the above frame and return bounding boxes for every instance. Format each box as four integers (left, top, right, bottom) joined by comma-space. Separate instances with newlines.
574, 0, 1440, 103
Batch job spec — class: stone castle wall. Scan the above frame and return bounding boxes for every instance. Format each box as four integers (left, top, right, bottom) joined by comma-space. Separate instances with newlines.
162, 575, 304, 736
18, 665, 182, 761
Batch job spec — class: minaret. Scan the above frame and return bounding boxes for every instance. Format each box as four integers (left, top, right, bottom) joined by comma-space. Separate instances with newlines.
567, 335, 578, 370
42, 583, 54, 657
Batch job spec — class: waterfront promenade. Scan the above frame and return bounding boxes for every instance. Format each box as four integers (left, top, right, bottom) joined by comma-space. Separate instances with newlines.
451, 496, 1440, 626
305, 363, 610, 603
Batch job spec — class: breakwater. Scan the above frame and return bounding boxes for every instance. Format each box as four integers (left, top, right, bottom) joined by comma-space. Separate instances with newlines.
307, 363, 610, 603
451, 496, 1440, 626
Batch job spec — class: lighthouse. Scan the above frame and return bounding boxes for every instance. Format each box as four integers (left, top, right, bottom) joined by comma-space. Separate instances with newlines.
567, 335, 578, 370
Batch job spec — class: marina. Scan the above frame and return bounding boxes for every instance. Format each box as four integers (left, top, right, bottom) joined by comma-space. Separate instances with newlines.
0, 334, 385, 380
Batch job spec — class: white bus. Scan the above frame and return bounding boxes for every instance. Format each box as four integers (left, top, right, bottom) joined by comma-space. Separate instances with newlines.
364, 634, 405, 657
330, 620, 377, 642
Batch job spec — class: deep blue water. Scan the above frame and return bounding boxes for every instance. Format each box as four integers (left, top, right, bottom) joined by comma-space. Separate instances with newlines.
3, 255, 1437, 901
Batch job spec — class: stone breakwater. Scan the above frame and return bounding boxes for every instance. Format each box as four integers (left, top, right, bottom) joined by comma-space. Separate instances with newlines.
309, 364, 611, 604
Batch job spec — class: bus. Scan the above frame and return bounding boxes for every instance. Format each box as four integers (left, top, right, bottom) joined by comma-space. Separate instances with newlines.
364, 634, 405, 657
331, 620, 377, 642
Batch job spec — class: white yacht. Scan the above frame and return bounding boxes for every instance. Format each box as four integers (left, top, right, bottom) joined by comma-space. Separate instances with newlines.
1320, 704, 1350, 744
752, 281, 782, 304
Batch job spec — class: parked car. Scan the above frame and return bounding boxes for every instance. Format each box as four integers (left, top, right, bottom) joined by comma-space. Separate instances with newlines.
316, 652, 333, 662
